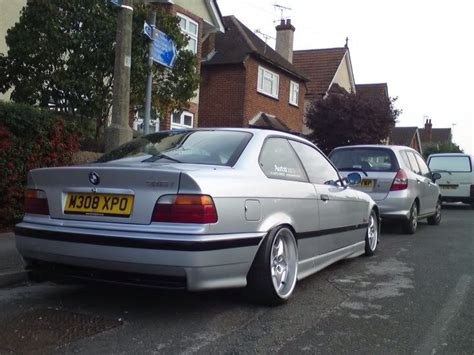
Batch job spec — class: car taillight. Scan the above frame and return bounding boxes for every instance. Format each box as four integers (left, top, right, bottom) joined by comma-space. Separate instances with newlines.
390, 169, 408, 191
24, 189, 49, 215
151, 194, 218, 224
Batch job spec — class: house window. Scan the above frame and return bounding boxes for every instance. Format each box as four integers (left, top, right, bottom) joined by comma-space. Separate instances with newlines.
171, 111, 194, 129
289, 81, 299, 106
257, 66, 279, 99
177, 13, 198, 54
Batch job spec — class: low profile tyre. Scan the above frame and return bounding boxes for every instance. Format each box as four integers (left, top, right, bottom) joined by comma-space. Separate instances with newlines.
427, 199, 442, 225
247, 226, 298, 306
365, 210, 379, 256
403, 202, 418, 235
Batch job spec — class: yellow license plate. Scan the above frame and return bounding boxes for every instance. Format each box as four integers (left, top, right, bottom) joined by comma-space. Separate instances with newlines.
64, 193, 134, 217
359, 179, 374, 188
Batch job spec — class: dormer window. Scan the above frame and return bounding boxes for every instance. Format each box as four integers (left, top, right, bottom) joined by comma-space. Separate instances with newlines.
257, 66, 279, 99
177, 13, 198, 54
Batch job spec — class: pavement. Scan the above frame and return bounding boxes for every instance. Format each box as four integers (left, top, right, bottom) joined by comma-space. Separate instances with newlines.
0, 205, 473, 353
0, 232, 28, 287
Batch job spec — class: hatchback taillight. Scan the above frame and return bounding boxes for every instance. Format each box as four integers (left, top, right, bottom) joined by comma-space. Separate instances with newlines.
151, 194, 218, 224
390, 169, 408, 191
24, 189, 49, 215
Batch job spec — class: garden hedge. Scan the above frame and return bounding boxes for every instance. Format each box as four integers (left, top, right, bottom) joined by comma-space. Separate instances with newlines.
0, 102, 79, 227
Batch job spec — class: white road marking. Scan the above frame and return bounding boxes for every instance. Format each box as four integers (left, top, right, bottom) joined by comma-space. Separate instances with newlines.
416, 274, 472, 355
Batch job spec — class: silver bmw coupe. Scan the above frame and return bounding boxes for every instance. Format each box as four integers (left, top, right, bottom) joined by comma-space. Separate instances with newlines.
15, 128, 379, 305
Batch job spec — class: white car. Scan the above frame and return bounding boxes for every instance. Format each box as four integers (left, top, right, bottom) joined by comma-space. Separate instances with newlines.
427, 153, 474, 208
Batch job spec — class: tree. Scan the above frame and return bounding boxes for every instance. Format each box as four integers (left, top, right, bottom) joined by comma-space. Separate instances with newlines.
423, 142, 463, 159
0, 0, 199, 139
305, 92, 401, 154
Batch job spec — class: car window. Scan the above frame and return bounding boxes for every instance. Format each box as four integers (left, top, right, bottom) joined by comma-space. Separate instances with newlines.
97, 130, 252, 166
259, 138, 308, 182
289, 140, 339, 184
406, 151, 421, 174
414, 153, 430, 176
329, 148, 397, 172
428, 156, 472, 172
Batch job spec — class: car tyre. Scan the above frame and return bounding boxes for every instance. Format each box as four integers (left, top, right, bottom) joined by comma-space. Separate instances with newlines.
247, 226, 298, 306
365, 210, 379, 256
427, 199, 442, 225
403, 202, 418, 234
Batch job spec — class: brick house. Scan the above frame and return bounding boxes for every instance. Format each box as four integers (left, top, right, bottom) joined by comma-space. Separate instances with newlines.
291, 46, 356, 133
148, 0, 224, 130
388, 127, 423, 153
419, 119, 452, 150
198, 16, 308, 132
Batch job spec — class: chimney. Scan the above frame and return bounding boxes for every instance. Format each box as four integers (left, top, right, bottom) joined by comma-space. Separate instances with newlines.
275, 19, 295, 63
424, 118, 433, 143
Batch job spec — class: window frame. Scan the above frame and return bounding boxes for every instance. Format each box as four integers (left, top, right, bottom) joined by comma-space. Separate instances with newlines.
414, 152, 431, 176
257, 66, 280, 99
289, 139, 341, 185
405, 151, 422, 175
289, 81, 299, 106
177, 13, 198, 54
171, 110, 194, 130
258, 136, 309, 183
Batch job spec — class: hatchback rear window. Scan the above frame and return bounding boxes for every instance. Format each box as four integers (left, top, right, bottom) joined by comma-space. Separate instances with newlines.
98, 130, 252, 166
428, 156, 472, 172
329, 148, 397, 172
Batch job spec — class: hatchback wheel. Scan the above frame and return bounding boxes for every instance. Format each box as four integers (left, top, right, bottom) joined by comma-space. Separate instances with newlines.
247, 226, 298, 306
427, 199, 442, 225
403, 202, 418, 234
365, 210, 379, 256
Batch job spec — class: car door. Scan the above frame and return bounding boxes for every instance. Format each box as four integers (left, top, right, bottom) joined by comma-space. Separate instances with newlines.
258, 137, 320, 264
414, 152, 439, 214
289, 140, 367, 254
404, 151, 431, 215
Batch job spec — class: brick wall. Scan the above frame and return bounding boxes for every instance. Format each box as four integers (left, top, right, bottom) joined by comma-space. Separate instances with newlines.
199, 57, 306, 131
243, 58, 305, 132
198, 64, 247, 127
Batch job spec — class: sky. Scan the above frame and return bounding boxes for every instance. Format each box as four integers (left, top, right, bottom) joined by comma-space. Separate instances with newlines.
217, 0, 473, 154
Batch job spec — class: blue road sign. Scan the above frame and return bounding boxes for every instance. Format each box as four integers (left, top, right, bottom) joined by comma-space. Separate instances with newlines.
143, 21, 153, 40
151, 30, 177, 68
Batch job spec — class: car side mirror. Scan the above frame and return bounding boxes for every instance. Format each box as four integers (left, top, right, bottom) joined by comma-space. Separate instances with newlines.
346, 172, 362, 186
431, 172, 442, 181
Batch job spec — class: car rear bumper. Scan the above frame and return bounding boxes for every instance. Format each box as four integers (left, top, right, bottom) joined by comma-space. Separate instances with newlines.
15, 222, 265, 291
374, 190, 414, 220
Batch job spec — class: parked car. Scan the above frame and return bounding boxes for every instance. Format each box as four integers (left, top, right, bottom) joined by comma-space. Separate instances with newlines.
15, 128, 379, 305
329, 145, 442, 234
427, 153, 474, 208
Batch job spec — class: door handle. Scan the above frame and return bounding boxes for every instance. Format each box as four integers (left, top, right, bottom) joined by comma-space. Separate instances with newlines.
321, 194, 329, 202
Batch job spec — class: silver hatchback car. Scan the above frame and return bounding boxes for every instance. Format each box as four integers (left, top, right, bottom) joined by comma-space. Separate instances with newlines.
329, 145, 442, 234
16, 129, 379, 305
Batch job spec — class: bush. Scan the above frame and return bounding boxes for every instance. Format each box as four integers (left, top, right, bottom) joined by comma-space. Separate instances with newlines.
0, 102, 79, 227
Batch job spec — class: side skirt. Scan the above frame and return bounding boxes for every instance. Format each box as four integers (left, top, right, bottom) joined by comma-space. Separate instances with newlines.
297, 241, 365, 281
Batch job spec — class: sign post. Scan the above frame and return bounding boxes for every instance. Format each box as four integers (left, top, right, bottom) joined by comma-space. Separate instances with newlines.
143, 19, 177, 134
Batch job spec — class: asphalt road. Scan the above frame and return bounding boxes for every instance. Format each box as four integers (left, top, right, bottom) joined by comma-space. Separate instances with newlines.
0, 205, 473, 354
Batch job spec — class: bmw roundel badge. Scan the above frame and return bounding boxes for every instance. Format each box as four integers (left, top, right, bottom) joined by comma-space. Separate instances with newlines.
89, 171, 100, 185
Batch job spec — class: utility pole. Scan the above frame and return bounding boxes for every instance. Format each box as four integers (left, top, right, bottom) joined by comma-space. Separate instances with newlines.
143, 10, 157, 135
105, 0, 134, 153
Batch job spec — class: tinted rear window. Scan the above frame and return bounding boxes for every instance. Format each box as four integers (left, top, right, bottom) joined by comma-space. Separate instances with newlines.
428, 156, 472, 172
330, 148, 397, 172
98, 130, 252, 166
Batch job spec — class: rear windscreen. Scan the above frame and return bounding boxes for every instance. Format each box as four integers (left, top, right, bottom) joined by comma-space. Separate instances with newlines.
428, 156, 472, 172
330, 148, 397, 172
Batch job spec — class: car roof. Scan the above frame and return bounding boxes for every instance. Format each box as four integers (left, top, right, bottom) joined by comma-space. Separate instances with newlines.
330, 144, 415, 152
159, 127, 314, 145
427, 153, 470, 157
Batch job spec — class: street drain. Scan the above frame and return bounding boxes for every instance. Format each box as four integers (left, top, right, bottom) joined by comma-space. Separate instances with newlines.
0, 308, 122, 353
